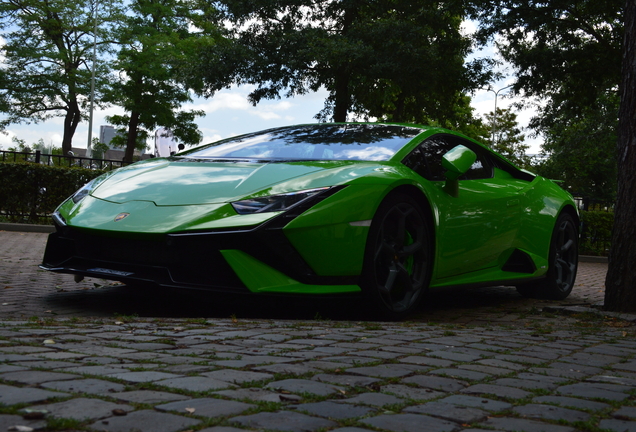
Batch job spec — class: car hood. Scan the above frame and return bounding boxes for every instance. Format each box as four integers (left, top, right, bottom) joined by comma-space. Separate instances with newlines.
91, 158, 370, 206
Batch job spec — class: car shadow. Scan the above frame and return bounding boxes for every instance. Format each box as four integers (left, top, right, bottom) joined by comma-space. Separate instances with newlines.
39, 282, 555, 323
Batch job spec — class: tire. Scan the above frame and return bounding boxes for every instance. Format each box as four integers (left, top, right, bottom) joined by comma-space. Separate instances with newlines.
516, 212, 578, 300
361, 192, 432, 320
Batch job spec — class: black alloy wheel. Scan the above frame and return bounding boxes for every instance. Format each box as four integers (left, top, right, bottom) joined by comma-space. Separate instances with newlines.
362, 192, 431, 319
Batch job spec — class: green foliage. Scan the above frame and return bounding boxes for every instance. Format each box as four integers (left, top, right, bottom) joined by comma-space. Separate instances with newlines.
0, 0, 124, 154
535, 92, 618, 205
0, 162, 105, 224
482, 107, 531, 168
472, 0, 623, 131
204, 0, 493, 124
104, 0, 218, 162
580, 210, 614, 257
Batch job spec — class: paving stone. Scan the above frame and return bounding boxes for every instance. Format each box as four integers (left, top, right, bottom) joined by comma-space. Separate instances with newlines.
0, 370, 80, 384
292, 400, 375, 419
588, 374, 636, 386
89, 409, 200, 432
41, 378, 126, 395
199, 427, 255, 432
556, 383, 631, 401
0, 383, 68, 405
460, 383, 531, 399
457, 364, 513, 376
614, 360, 636, 373
428, 350, 484, 362
12, 360, 78, 369
266, 378, 344, 396
339, 392, 403, 407
614, 406, 636, 420
380, 384, 446, 401
113, 390, 191, 404
399, 356, 454, 368
33, 397, 134, 421
404, 401, 489, 423
362, 413, 457, 432
436, 394, 513, 412
213, 387, 302, 402
202, 369, 273, 384
156, 398, 254, 417
561, 352, 622, 367
64, 365, 136, 375
311, 373, 380, 387
106, 371, 182, 383
253, 362, 318, 375
484, 417, 576, 432
232, 410, 337, 432
533, 396, 611, 412
513, 403, 591, 422
515, 373, 568, 385
598, 419, 636, 432
156, 376, 236, 392
494, 378, 559, 391
429, 368, 490, 381
0, 364, 27, 373
476, 358, 527, 371
494, 354, 547, 365
536, 361, 602, 376
402, 375, 467, 392
0, 414, 46, 432
346, 364, 415, 378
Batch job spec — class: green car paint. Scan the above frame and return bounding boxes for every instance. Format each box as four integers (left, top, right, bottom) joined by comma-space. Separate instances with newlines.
221, 249, 361, 294
44, 123, 578, 312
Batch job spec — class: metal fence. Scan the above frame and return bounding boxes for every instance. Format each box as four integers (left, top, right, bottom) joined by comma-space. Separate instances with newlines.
0, 149, 130, 170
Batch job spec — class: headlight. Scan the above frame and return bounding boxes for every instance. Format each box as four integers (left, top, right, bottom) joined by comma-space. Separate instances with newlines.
71, 179, 95, 204
232, 187, 330, 215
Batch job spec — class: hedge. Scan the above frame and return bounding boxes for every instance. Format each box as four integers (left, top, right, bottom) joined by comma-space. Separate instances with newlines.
0, 162, 107, 224
579, 210, 613, 257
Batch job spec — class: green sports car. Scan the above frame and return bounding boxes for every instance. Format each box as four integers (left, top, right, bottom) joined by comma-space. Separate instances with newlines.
41, 123, 579, 319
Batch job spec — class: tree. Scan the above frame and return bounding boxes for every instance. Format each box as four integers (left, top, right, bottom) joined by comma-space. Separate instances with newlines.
0, 0, 122, 155
482, 107, 531, 168
201, 0, 493, 124
605, 0, 636, 312
104, 0, 218, 163
471, 0, 623, 131
535, 92, 618, 207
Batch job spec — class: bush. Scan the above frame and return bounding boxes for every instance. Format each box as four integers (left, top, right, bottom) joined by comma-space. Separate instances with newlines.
579, 210, 613, 256
0, 162, 106, 224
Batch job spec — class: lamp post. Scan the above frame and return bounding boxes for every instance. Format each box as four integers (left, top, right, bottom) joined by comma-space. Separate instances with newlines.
86, 0, 99, 159
486, 84, 513, 145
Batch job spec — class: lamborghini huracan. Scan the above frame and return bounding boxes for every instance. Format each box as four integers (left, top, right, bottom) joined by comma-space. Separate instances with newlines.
41, 123, 579, 319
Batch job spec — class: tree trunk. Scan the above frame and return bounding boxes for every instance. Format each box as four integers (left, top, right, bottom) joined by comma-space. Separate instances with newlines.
332, 72, 350, 122
604, 0, 636, 312
124, 111, 141, 164
61, 99, 81, 156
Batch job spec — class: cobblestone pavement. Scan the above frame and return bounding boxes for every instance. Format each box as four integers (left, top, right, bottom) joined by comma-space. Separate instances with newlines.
1, 230, 635, 432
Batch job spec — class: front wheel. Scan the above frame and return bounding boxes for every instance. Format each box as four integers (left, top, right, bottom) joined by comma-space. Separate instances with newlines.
361, 193, 432, 320
517, 212, 578, 300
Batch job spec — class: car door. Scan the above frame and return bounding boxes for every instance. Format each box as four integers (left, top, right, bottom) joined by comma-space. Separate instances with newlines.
403, 134, 529, 279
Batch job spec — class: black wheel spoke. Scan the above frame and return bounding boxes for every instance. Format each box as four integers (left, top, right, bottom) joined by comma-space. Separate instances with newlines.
367, 196, 430, 316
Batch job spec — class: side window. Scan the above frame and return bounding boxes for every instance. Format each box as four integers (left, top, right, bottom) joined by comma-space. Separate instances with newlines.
450, 137, 493, 180
402, 135, 493, 181
402, 138, 455, 181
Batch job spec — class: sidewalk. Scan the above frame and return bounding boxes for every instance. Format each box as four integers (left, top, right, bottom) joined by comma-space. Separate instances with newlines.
1, 230, 635, 432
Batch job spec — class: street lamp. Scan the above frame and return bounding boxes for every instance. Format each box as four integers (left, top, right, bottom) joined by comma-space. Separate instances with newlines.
86, 0, 99, 159
485, 84, 513, 145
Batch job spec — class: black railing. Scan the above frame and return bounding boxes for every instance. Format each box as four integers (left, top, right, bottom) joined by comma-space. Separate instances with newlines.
0, 149, 130, 170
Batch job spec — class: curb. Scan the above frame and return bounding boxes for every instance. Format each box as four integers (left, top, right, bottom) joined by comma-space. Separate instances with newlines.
543, 304, 636, 323
0, 222, 55, 233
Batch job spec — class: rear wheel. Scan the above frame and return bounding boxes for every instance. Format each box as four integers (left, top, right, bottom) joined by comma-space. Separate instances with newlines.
361, 193, 431, 320
517, 212, 578, 300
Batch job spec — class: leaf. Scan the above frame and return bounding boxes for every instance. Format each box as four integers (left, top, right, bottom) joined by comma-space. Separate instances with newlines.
184, 408, 196, 414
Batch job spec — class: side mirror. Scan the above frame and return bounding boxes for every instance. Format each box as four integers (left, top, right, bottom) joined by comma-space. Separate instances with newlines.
442, 145, 476, 197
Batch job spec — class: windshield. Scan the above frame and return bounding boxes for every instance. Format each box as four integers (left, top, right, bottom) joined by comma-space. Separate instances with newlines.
181, 124, 424, 162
